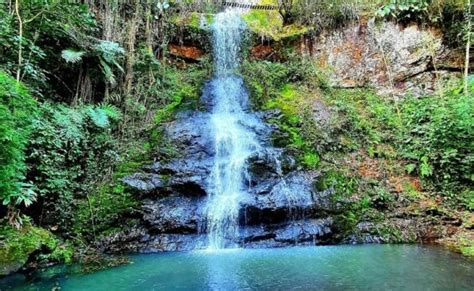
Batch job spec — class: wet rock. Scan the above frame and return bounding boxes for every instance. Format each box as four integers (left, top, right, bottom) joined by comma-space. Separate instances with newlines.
246, 149, 295, 186
243, 171, 331, 225
122, 173, 164, 194
97, 227, 150, 254
165, 112, 213, 157
240, 225, 275, 243
243, 239, 290, 249
239, 218, 333, 246
98, 228, 207, 253
124, 161, 209, 197
342, 222, 385, 244
144, 234, 207, 252
311, 99, 331, 126
156, 160, 211, 196
275, 219, 333, 243
142, 197, 204, 234
258, 109, 283, 121
356, 222, 376, 233
344, 234, 384, 244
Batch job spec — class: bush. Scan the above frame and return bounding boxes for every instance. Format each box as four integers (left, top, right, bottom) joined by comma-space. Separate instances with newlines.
0, 72, 37, 223
399, 83, 474, 190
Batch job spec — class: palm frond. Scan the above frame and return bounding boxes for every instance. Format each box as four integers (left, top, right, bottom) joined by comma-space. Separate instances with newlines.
61, 49, 85, 63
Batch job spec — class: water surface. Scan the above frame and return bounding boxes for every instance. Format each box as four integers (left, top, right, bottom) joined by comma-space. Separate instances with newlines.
2, 245, 473, 290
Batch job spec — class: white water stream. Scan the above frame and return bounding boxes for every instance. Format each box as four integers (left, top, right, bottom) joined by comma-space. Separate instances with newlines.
204, 6, 261, 249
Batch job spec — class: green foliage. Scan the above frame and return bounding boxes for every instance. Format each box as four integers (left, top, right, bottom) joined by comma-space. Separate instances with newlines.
375, 0, 468, 48
303, 152, 320, 169
321, 82, 473, 204
242, 57, 326, 169
154, 61, 211, 124
74, 183, 139, 240
26, 103, 120, 231
95, 41, 125, 86
292, 0, 362, 33
0, 2, 97, 95
242, 56, 325, 108
376, 0, 430, 21
61, 49, 86, 64
316, 169, 358, 199
376, 0, 466, 23
0, 72, 37, 215
322, 88, 398, 153
242, 60, 289, 108
398, 84, 474, 191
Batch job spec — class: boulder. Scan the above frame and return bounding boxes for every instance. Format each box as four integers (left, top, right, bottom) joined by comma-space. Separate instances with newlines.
243, 171, 332, 225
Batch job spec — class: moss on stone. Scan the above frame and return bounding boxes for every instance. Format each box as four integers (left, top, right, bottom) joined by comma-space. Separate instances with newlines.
242, 0, 309, 41
0, 222, 72, 275
440, 231, 474, 258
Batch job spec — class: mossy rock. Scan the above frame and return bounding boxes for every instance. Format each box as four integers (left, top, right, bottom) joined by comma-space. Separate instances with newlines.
440, 230, 474, 258
0, 222, 72, 276
242, 0, 309, 41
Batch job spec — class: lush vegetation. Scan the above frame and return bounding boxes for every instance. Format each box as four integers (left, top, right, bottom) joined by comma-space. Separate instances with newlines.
0, 0, 211, 271
0, 0, 472, 276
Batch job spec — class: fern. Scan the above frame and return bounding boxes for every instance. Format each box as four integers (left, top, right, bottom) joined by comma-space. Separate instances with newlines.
94, 41, 125, 85
95, 41, 125, 64
99, 58, 117, 86
98, 103, 122, 122
86, 106, 110, 128
61, 49, 85, 63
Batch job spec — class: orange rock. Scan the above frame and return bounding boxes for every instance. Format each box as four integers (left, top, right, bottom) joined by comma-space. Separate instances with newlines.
250, 44, 273, 60
169, 44, 204, 61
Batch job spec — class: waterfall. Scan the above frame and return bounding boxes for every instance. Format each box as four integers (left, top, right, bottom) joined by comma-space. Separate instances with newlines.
204, 7, 260, 249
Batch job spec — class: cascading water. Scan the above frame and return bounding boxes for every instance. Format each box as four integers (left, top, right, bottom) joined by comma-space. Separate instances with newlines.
204, 7, 261, 249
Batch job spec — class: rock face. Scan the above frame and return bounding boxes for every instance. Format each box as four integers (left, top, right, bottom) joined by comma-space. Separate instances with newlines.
302, 20, 463, 96
111, 107, 337, 252
106, 90, 338, 253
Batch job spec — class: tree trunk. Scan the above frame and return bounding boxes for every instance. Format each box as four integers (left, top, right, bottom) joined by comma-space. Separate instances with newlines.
465, 0, 471, 95
15, 0, 23, 81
